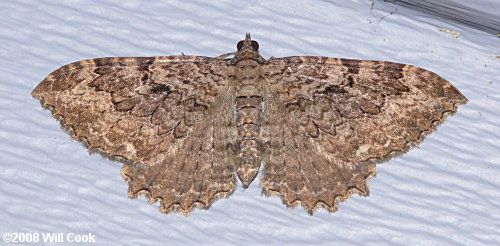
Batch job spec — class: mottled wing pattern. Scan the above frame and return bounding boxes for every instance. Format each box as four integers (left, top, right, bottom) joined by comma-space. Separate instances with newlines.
260, 56, 468, 213
32, 56, 237, 214
33, 34, 468, 215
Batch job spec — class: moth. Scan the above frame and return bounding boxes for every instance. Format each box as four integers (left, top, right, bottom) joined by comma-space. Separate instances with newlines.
32, 33, 467, 215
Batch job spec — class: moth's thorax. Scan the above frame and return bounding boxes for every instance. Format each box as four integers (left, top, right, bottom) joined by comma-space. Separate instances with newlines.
234, 60, 262, 86
232, 50, 265, 63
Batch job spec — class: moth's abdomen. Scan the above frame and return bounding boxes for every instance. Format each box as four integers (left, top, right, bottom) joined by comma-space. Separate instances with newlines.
235, 95, 262, 188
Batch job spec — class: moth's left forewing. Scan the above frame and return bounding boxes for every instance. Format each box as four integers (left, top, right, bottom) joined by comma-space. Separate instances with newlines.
264, 56, 468, 164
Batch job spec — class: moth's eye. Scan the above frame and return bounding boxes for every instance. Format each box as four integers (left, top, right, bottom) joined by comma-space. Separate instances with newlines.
237, 41, 244, 51
251, 41, 259, 51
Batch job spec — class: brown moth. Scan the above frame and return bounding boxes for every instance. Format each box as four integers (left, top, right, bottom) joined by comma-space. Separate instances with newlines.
32, 33, 467, 215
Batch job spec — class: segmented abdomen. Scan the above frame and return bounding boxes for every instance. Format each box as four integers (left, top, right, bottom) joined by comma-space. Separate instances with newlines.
235, 95, 262, 188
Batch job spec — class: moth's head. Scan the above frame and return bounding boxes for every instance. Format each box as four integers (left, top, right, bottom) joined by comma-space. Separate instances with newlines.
237, 33, 259, 53
231, 33, 264, 64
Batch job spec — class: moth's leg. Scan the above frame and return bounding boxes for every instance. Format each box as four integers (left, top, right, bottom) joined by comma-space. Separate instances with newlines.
215, 52, 237, 60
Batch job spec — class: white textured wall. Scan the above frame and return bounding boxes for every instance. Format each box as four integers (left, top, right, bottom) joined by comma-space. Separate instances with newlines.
0, 1, 498, 245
